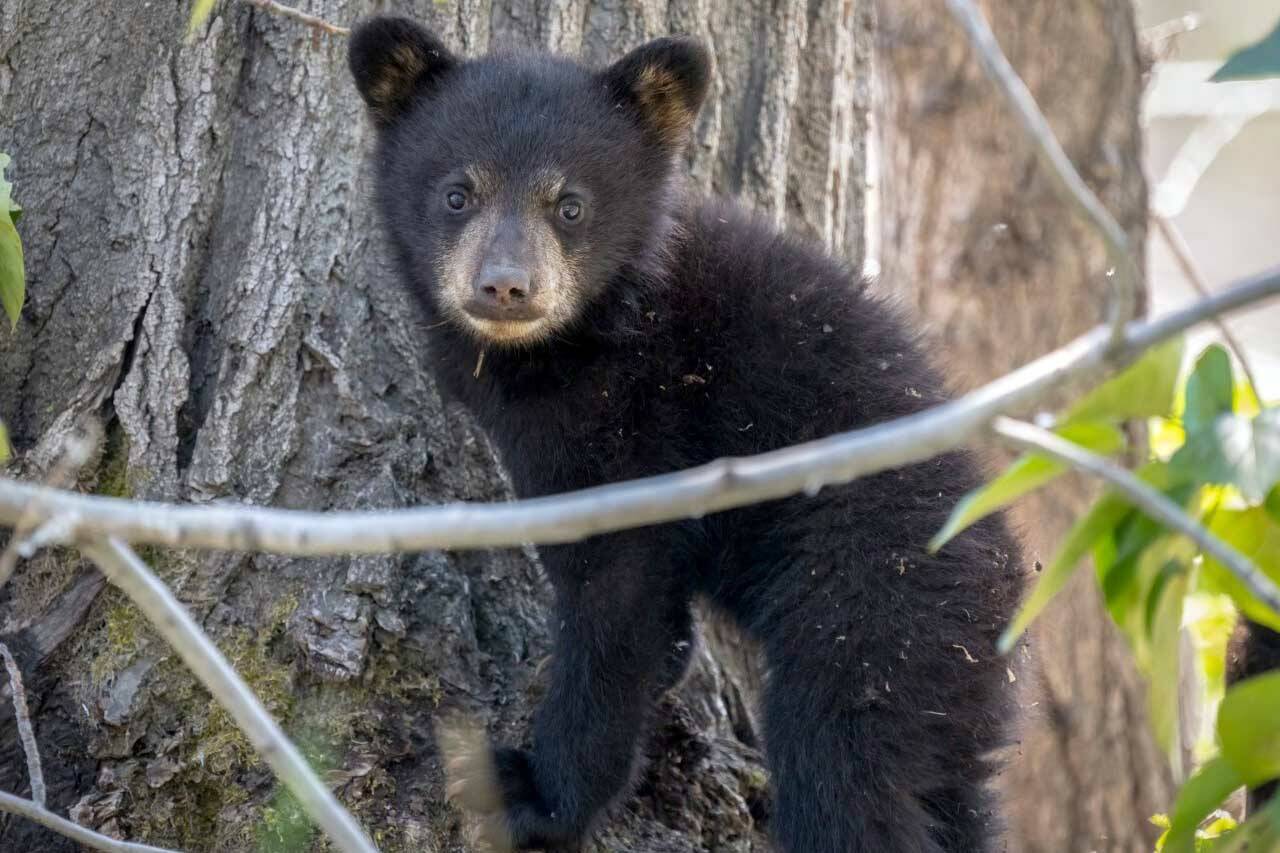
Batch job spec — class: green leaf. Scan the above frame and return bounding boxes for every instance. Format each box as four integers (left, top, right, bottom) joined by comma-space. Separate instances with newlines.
0, 211, 23, 330
1265, 485, 1280, 525
1099, 482, 1197, 636
1217, 671, 1280, 787
1177, 590, 1238, 771
1155, 799, 1240, 849
1099, 513, 1163, 624
1064, 337, 1186, 424
0, 420, 9, 463
0, 152, 22, 329
1200, 811, 1239, 841
999, 463, 1178, 653
1146, 558, 1187, 637
1163, 756, 1246, 853
1203, 507, 1280, 632
255, 728, 336, 852
1172, 409, 1280, 503
930, 420, 1126, 552
1210, 799, 1279, 853
1148, 570, 1187, 764
1211, 17, 1280, 82
998, 492, 1132, 653
1183, 346, 1234, 437
186, 0, 217, 39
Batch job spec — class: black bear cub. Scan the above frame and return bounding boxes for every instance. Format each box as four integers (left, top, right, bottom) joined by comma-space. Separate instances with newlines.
350, 17, 1025, 853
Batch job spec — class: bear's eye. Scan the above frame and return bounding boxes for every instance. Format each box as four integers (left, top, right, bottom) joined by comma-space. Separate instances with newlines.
445, 189, 468, 212
557, 197, 584, 224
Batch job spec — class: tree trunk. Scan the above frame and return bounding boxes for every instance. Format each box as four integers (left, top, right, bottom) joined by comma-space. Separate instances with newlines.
0, 1, 868, 850
874, 2, 1172, 850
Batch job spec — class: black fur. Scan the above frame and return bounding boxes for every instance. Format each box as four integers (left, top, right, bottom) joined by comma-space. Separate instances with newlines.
1228, 620, 1280, 814
352, 17, 1025, 852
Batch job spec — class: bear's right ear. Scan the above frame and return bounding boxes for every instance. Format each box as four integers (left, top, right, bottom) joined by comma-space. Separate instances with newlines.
348, 16, 457, 128
602, 37, 711, 149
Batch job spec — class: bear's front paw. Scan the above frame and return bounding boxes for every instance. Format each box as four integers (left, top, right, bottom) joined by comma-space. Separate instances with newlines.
438, 720, 583, 852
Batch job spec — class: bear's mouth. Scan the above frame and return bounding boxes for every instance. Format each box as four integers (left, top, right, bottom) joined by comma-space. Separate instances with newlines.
459, 293, 552, 343
462, 297, 545, 324
461, 312, 552, 344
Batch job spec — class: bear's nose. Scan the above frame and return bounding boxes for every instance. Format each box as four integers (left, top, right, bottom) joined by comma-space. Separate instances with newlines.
474, 265, 533, 306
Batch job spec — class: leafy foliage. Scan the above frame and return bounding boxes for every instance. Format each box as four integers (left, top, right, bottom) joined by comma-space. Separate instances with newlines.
1161, 757, 1245, 851
1217, 671, 1280, 787
1203, 507, 1280, 632
1172, 409, 1280, 504
1211, 16, 1280, 82
929, 420, 1127, 553
940, 342, 1280, 848
1161, 674, 1280, 852
1063, 337, 1186, 426
934, 339, 1183, 557
996, 487, 1131, 653
0, 151, 24, 330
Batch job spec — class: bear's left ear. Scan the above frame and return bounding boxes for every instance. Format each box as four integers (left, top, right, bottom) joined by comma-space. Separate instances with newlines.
349, 16, 457, 128
602, 37, 711, 148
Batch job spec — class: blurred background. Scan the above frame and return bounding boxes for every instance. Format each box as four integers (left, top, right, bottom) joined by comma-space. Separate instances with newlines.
1141, 0, 1280, 397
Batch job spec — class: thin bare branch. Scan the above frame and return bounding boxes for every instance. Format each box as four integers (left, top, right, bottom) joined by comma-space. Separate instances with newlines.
0, 790, 177, 853
0, 642, 45, 806
944, 0, 1140, 344
243, 0, 349, 35
1152, 94, 1269, 219
1162, 213, 1259, 397
991, 417, 1280, 616
0, 267, 1276, 556
1142, 13, 1200, 52
1153, 214, 1263, 399
0, 421, 100, 587
14, 514, 82, 559
80, 539, 378, 853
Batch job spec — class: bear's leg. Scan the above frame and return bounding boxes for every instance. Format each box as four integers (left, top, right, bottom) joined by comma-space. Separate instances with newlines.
760, 662, 949, 853
451, 533, 696, 851
751, 536, 1011, 853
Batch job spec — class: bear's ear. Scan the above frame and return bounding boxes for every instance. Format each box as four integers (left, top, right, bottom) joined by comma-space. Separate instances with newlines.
348, 16, 457, 127
602, 37, 711, 148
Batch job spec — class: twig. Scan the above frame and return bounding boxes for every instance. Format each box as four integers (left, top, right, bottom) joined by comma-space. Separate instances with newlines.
1142, 14, 1200, 52
944, 0, 1140, 345
991, 417, 1280, 616
0, 789, 177, 853
1152, 93, 1269, 219
14, 514, 82, 558
0, 267, 1276, 556
0, 642, 45, 807
1153, 214, 1263, 399
243, 0, 349, 36
0, 421, 100, 587
80, 539, 378, 853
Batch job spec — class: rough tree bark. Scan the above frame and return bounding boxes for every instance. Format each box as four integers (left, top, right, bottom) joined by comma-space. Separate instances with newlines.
875, 2, 1172, 851
0, 1, 868, 850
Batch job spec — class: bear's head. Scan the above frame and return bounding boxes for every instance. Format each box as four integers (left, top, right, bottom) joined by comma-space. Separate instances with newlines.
349, 17, 711, 347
